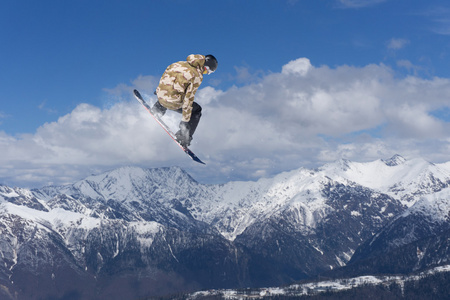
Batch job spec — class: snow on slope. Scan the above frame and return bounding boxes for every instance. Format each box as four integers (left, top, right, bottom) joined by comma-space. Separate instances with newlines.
4, 155, 449, 242
0, 196, 162, 235
28, 155, 450, 241
1, 201, 100, 230
437, 161, 450, 173
34, 165, 335, 241
318, 155, 450, 206
40, 166, 192, 202
197, 155, 450, 240
402, 188, 450, 223
200, 168, 333, 240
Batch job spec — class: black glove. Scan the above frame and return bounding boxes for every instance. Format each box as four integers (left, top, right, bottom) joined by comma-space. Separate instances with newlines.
175, 121, 192, 147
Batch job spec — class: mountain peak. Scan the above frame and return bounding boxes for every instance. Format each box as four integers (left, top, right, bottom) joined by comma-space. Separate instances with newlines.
84, 165, 193, 184
383, 154, 406, 166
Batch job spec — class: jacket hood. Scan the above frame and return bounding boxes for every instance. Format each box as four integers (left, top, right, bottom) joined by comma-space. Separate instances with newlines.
186, 54, 205, 69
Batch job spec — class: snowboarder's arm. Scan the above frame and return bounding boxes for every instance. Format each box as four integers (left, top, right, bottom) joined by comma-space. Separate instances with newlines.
181, 76, 201, 122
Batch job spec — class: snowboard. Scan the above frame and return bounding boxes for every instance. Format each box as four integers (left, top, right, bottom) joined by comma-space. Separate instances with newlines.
133, 89, 205, 165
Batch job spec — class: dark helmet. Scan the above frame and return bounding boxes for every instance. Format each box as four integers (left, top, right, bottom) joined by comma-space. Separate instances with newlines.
204, 54, 218, 73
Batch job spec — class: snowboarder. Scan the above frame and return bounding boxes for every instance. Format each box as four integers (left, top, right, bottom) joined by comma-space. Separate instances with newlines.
151, 54, 218, 147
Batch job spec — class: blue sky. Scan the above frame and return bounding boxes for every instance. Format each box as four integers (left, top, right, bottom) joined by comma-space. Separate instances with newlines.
1, 0, 450, 187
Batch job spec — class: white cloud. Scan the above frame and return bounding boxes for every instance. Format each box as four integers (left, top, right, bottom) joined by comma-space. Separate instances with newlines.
337, 0, 387, 9
281, 58, 312, 76
103, 75, 158, 99
421, 6, 450, 35
386, 103, 446, 138
38, 100, 58, 114
396, 60, 416, 70
233, 65, 265, 84
1, 58, 450, 188
387, 38, 409, 50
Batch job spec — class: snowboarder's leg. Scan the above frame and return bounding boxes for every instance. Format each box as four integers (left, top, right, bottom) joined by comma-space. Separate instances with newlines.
187, 102, 202, 137
174, 103, 202, 147
151, 101, 167, 119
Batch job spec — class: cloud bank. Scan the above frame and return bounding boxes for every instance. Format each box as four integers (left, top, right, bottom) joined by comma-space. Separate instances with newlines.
1, 58, 450, 187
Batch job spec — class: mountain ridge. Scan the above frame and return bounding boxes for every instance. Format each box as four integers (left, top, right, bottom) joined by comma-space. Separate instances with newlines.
1, 155, 450, 299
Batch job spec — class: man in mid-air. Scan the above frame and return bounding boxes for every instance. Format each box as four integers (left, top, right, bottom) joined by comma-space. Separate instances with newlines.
151, 54, 218, 147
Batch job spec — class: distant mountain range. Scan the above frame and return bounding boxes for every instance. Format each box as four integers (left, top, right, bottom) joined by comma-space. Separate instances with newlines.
1, 155, 449, 300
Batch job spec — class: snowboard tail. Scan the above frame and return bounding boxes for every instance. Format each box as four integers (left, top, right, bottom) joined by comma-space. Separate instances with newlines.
133, 89, 205, 164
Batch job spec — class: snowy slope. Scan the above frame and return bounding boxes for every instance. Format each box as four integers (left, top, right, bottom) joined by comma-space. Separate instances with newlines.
34, 166, 340, 241
189, 154, 450, 240
317, 155, 450, 206
35, 166, 216, 230
3, 155, 448, 245
199, 168, 332, 240
403, 188, 450, 223
24, 155, 450, 242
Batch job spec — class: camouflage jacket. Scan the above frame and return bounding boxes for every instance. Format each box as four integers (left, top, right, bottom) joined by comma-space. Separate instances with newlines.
156, 54, 205, 122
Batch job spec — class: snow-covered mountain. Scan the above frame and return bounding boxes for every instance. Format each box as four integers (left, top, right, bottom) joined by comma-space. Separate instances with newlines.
0, 155, 449, 299
318, 154, 450, 206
